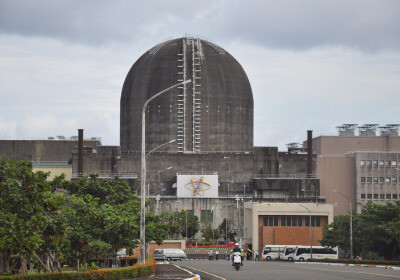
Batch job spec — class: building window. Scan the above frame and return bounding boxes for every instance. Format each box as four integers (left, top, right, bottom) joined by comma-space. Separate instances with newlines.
392, 161, 397, 167
263, 216, 278, 227
386, 160, 391, 167
374, 194, 379, 200
386, 194, 391, 200
281, 217, 302, 227
305, 216, 321, 227
393, 194, 398, 200
361, 194, 366, 199
386, 177, 391, 183
361, 177, 366, 183
393, 177, 397, 184
360, 160, 366, 167
380, 177, 385, 183
367, 194, 372, 199
200, 210, 213, 223
380, 194, 385, 200
367, 177, 372, 183
366, 160, 372, 167
373, 160, 378, 167
373, 177, 378, 183
380, 160, 385, 167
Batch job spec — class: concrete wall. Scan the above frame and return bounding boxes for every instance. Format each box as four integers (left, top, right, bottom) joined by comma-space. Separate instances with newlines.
74, 147, 282, 196
0, 139, 100, 162
316, 156, 354, 216
312, 136, 400, 156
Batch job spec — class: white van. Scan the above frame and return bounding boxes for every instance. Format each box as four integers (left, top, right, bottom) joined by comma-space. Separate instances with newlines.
153, 248, 186, 261
293, 246, 338, 262
262, 245, 286, 260
282, 245, 297, 261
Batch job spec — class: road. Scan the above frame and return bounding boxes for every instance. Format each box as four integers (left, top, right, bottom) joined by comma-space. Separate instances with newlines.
175, 260, 400, 280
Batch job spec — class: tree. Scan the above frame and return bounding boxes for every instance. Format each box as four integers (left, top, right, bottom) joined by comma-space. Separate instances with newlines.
0, 158, 65, 274
173, 210, 199, 239
218, 218, 237, 243
201, 223, 221, 243
321, 201, 400, 260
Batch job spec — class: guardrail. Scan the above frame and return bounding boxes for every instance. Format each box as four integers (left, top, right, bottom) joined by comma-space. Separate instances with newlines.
253, 174, 318, 179
72, 173, 137, 179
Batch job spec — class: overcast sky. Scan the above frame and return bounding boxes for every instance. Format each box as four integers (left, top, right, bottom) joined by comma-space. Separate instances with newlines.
0, 0, 399, 150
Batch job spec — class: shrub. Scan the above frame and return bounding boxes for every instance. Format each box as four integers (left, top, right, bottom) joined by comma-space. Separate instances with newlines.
0, 258, 155, 280
308, 258, 400, 266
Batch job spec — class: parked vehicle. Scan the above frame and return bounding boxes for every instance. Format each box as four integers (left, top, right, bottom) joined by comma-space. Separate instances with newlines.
282, 245, 297, 261
153, 248, 186, 261
293, 246, 338, 262
261, 245, 286, 260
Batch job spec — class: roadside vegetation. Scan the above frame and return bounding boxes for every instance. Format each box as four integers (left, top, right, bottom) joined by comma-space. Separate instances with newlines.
0, 158, 166, 276
320, 200, 400, 260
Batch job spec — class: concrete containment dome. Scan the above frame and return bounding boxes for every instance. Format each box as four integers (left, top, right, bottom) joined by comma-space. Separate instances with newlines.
120, 37, 253, 153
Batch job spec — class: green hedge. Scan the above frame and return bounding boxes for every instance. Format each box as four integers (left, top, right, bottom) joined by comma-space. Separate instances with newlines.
308, 258, 400, 266
0, 259, 155, 280
89, 256, 138, 267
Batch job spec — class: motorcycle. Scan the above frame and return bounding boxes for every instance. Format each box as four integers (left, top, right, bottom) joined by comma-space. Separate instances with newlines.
233, 252, 242, 271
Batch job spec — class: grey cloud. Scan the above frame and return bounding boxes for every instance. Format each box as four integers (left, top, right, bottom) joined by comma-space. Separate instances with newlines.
1, 0, 400, 52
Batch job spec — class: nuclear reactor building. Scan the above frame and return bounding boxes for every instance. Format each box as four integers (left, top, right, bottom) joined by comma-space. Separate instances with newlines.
120, 37, 253, 153
0, 37, 322, 248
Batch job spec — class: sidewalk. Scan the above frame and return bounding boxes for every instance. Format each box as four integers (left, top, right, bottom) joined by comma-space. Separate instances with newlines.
136, 263, 200, 280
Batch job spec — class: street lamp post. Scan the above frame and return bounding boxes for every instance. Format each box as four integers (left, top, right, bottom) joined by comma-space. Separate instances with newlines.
299, 204, 313, 258
140, 79, 191, 264
333, 189, 353, 259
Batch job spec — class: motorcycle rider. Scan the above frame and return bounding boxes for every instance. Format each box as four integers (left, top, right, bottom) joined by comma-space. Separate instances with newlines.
231, 243, 243, 266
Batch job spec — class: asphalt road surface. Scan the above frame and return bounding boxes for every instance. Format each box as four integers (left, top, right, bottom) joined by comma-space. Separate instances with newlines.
176, 260, 400, 280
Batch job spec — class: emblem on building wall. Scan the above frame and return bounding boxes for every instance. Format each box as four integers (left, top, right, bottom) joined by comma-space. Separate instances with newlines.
184, 176, 211, 196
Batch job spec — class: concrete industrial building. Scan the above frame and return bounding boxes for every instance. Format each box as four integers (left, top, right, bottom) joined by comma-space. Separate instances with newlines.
0, 37, 331, 253
308, 124, 400, 215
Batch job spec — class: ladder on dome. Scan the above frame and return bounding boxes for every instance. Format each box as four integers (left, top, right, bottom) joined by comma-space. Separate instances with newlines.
176, 38, 187, 152
192, 38, 202, 152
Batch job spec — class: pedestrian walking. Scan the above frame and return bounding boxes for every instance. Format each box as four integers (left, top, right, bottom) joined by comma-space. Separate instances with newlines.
215, 250, 219, 260
255, 250, 259, 261
208, 249, 213, 260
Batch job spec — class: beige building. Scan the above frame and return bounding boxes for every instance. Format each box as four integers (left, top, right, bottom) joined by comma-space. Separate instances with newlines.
310, 133, 400, 216
32, 161, 72, 181
244, 202, 334, 257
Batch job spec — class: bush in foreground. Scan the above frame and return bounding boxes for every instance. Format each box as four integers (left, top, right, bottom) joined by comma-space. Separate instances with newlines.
0, 258, 155, 280
308, 258, 400, 266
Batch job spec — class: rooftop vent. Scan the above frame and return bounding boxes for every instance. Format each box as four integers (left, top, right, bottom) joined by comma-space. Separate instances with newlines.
379, 124, 400, 136
336, 124, 357, 136
358, 124, 378, 136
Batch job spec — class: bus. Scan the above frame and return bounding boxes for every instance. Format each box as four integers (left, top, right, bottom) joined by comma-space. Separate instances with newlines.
282, 245, 297, 261
293, 246, 338, 262
261, 245, 286, 260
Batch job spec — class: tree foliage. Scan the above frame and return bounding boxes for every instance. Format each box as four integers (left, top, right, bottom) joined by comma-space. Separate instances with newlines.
321, 201, 400, 260
0, 158, 172, 275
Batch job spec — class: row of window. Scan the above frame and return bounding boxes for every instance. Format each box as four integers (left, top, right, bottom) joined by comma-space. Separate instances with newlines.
360, 160, 398, 168
360, 177, 399, 184
263, 216, 321, 227
360, 193, 398, 200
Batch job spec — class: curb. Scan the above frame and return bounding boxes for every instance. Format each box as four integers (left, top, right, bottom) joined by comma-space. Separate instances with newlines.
183, 274, 201, 280
298, 261, 400, 270
174, 264, 201, 280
